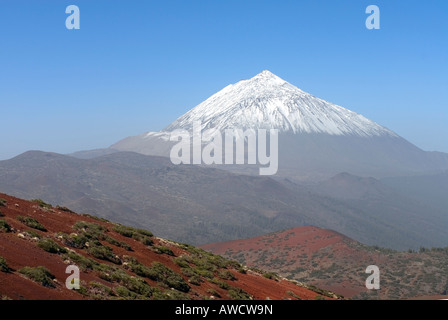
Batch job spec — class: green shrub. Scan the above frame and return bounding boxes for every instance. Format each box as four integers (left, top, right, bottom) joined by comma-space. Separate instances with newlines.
97, 264, 153, 300
174, 256, 190, 268
122, 276, 153, 298
210, 278, 230, 290
18, 266, 55, 288
147, 262, 190, 293
132, 233, 153, 246
152, 289, 191, 300
225, 260, 243, 270
98, 272, 113, 282
112, 268, 134, 283
180, 267, 195, 277
115, 286, 146, 300
178, 243, 196, 252
208, 255, 229, 269
218, 270, 237, 281
113, 224, 151, 238
81, 214, 109, 222
228, 287, 251, 300
99, 266, 153, 299
24, 229, 42, 239
188, 275, 202, 286
0, 220, 11, 233
0, 210, 4, 217
88, 282, 114, 298
105, 236, 132, 251
73, 221, 107, 240
135, 228, 153, 237
92, 262, 113, 273
286, 290, 302, 300
140, 236, 154, 246
249, 267, 265, 274
237, 266, 247, 274
113, 225, 135, 237
56, 206, 75, 213
185, 254, 226, 272
154, 246, 174, 256
207, 289, 221, 298
126, 259, 185, 291
262, 272, 278, 281
62, 233, 89, 249
113, 225, 154, 245
31, 199, 52, 209
126, 259, 154, 279
87, 244, 121, 264
194, 267, 214, 279
65, 252, 99, 271
17, 216, 47, 231
104, 236, 120, 247
77, 285, 89, 296
0, 198, 7, 207
38, 238, 67, 254
0, 256, 11, 273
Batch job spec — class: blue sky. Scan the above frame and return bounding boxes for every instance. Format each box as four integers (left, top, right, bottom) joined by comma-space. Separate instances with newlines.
0, 0, 447, 160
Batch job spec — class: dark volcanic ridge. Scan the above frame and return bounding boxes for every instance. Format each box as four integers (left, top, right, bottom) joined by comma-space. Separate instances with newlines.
0, 150, 447, 250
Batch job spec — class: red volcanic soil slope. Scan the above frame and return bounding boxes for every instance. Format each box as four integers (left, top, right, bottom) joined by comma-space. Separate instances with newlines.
201, 226, 448, 300
0, 193, 333, 300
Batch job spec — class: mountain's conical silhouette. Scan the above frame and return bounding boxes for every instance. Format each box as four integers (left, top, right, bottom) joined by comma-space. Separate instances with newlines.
111, 71, 448, 180
165, 70, 396, 137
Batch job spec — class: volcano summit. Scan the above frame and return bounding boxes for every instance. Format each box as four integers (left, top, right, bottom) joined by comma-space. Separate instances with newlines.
111, 70, 448, 180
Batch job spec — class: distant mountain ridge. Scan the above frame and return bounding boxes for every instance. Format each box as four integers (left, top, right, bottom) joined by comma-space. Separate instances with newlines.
0, 150, 447, 250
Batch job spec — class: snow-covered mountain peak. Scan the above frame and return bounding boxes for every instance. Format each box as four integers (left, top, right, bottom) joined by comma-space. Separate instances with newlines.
233, 70, 301, 94
251, 69, 287, 84
163, 71, 397, 137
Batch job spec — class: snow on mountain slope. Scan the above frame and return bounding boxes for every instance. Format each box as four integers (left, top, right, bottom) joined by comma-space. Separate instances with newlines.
164, 70, 397, 137
109, 70, 448, 180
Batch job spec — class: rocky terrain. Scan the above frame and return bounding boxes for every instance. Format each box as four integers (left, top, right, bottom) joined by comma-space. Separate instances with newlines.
202, 226, 448, 300
0, 193, 336, 300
